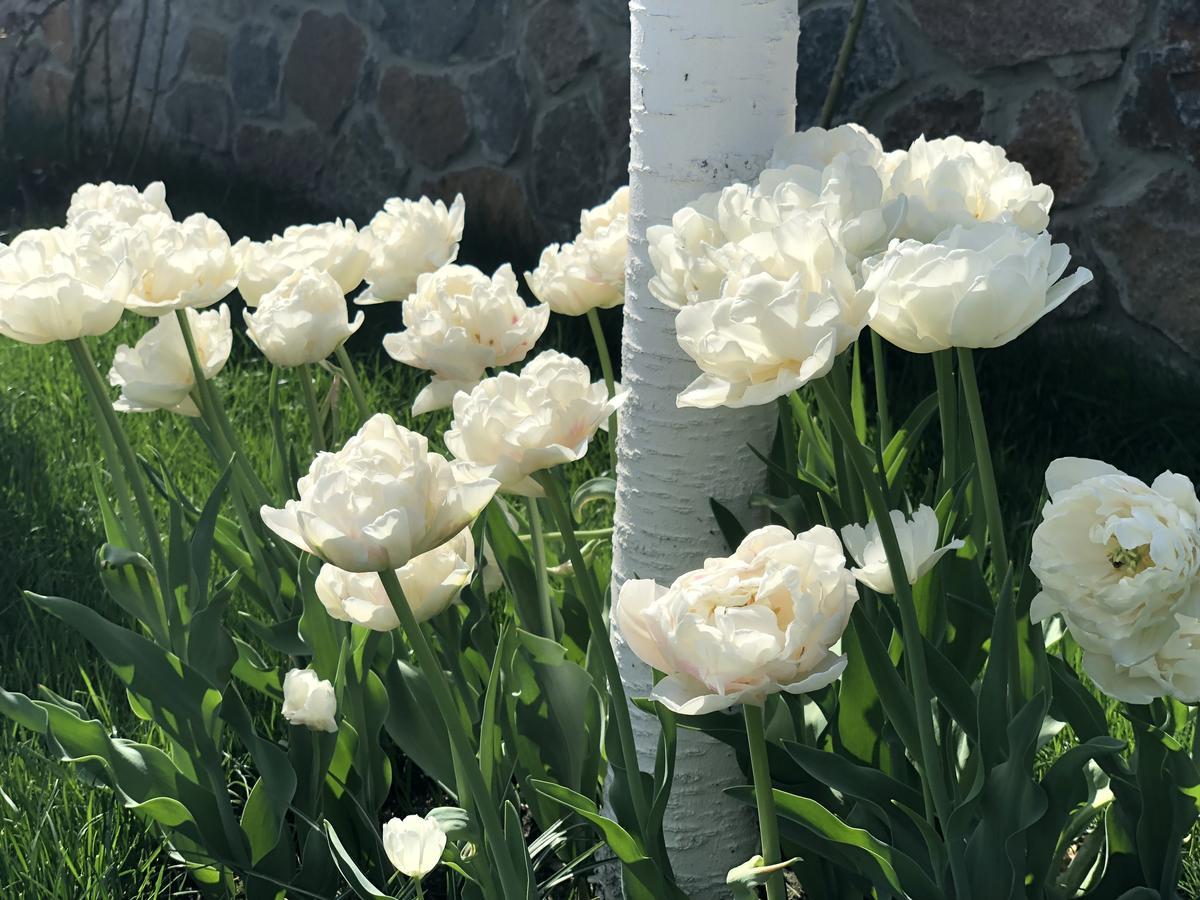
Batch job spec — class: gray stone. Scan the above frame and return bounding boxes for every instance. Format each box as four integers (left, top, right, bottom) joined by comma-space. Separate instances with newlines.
795, 0, 902, 127
532, 96, 608, 228
1092, 169, 1200, 356
599, 62, 630, 180
377, 65, 470, 169
318, 114, 405, 222
40, 2, 71, 66
1046, 52, 1124, 88
165, 81, 231, 152
1114, 0, 1200, 165
283, 10, 367, 132
528, 0, 595, 93
230, 24, 279, 115
468, 56, 529, 164
185, 27, 228, 79
879, 85, 987, 149
1008, 88, 1097, 206
423, 166, 541, 271
30, 66, 71, 117
379, 0, 504, 62
908, 0, 1145, 70
132, 2, 188, 92
234, 124, 325, 191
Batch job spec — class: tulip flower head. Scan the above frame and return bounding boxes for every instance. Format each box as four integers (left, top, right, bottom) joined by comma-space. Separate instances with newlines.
281, 668, 337, 732
358, 194, 465, 304
840, 505, 963, 595
862, 222, 1092, 353
617, 525, 858, 715
383, 814, 446, 879
243, 268, 365, 367
526, 185, 628, 316
444, 350, 626, 496
383, 263, 550, 415
315, 529, 476, 631
236, 219, 369, 307
0, 227, 131, 345
109, 305, 232, 416
1030, 457, 1200, 668
260, 413, 498, 572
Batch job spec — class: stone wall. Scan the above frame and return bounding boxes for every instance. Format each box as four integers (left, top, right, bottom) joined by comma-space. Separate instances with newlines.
0, 0, 631, 269
2, 0, 1199, 363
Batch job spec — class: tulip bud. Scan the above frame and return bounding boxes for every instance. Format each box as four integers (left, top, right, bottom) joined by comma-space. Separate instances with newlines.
281, 668, 337, 733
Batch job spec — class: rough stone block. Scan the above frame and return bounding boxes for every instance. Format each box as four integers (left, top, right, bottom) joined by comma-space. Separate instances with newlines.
283, 10, 367, 132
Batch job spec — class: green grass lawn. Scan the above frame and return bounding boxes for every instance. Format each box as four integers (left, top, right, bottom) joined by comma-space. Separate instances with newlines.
1, 310, 1198, 896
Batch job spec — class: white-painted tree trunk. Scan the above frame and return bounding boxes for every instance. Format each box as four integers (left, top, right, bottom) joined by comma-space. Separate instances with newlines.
613, 2, 799, 897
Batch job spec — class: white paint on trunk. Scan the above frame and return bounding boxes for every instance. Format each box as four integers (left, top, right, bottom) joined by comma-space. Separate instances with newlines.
613, 1, 799, 896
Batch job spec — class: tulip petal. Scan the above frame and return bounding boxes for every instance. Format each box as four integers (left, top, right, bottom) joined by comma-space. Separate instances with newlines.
615, 579, 672, 673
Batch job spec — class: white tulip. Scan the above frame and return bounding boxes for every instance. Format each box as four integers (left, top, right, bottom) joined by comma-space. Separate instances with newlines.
108, 305, 232, 416
261, 413, 498, 572
528, 186, 629, 316
67, 180, 170, 227
382, 814, 447, 879
0, 228, 130, 344
647, 191, 727, 309
243, 269, 365, 367
281, 668, 337, 732
383, 264, 549, 415
315, 529, 476, 630
235, 219, 369, 307
579, 185, 629, 238
840, 505, 963, 595
525, 226, 626, 316
123, 213, 238, 316
888, 135, 1054, 241
862, 222, 1092, 353
754, 155, 906, 264
675, 267, 860, 410
767, 123, 887, 172
1030, 457, 1200, 666
445, 350, 625, 497
617, 524, 857, 715
358, 194, 465, 304
1080, 616, 1200, 705
648, 126, 902, 311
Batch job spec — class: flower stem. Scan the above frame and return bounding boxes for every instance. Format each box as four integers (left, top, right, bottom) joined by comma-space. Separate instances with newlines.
811, 377, 969, 898
743, 703, 785, 900
66, 339, 169, 590
819, 0, 868, 128
870, 331, 892, 447
334, 344, 370, 423
378, 569, 530, 899
534, 469, 651, 829
413, 876, 425, 900
585, 307, 619, 474
65, 341, 139, 542
525, 496, 556, 639
776, 395, 798, 478
299, 363, 326, 455
174, 310, 276, 510
932, 350, 958, 489
956, 348, 1009, 576
518, 526, 613, 544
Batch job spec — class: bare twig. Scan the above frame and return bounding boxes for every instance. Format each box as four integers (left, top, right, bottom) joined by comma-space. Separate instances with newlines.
109, 0, 150, 167
1, 0, 69, 164
818, 0, 868, 128
128, 0, 168, 177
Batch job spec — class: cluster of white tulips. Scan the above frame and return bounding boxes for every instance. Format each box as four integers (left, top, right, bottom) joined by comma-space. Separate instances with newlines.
2, 122, 1200, 900
607, 123, 1200, 900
